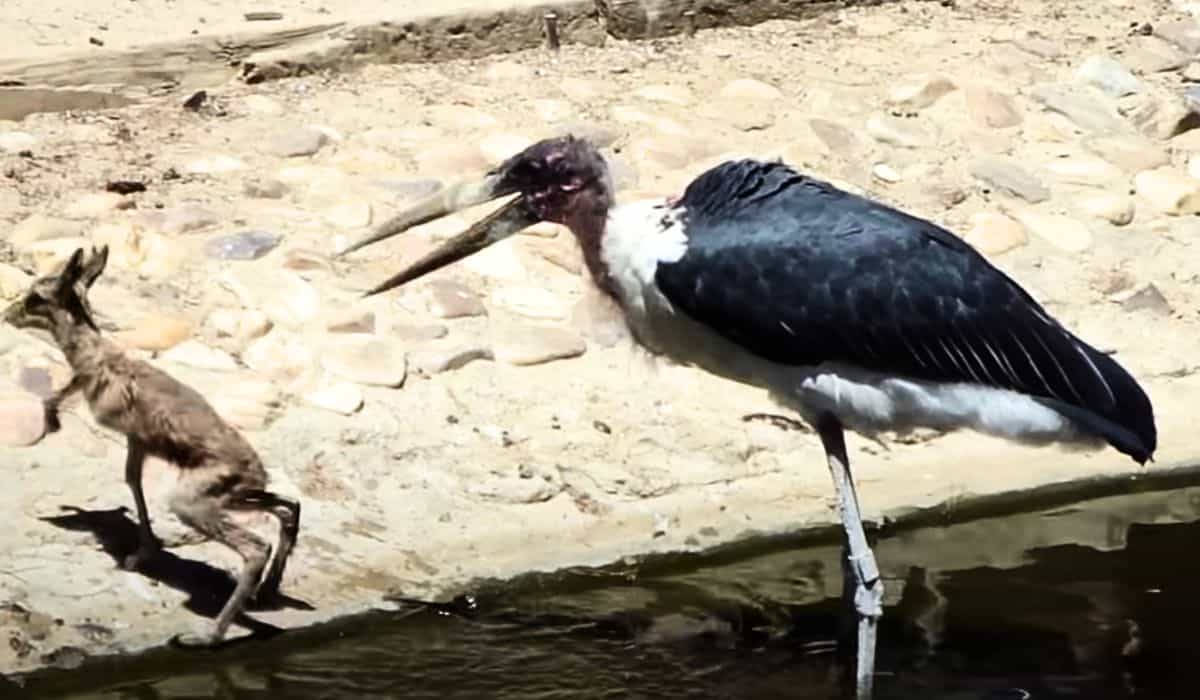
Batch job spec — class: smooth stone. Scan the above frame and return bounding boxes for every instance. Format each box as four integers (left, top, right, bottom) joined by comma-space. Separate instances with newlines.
1029, 83, 1127, 133
204, 231, 281, 261
491, 324, 587, 366
871, 164, 901, 184
462, 239, 527, 281
718, 78, 783, 101
409, 344, 494, 376
969, 157, 1051, 203
207, 308, 273, 343
242, 178, 289, 199
115, 314, 193, 352
0, 263, 33, 301
885, 75, 957, 111
865, 113, 935, 148
1186, 62, 1200, 82
1083, 135, 1170, 172
282, 248, 334, 272
1042, 156, 1125, 186
490, 286, 570, 320
266, 127, 328, 158
17, 366, 56, 399
332, 148, 401, 175
808, 119, 861, 155
239, 270, 322, 329
0, 394, 46, 447
242, 331, 318, 388
325, 309, 376, 334
964, 87, 1023, 128
520, 222, 567, 239
1112, 283, 1172, 315
1120, 92, 1197, 140
323, 200, 373, 229
153, 204, 220, 235
1124, 36, 1189, 74
321, 335, 407, 388
183, 154, 246, 174
523, 235, 583, 275
1078, 193, 1135, 226
0, 131, 37, 153
392, 323, 448, 342
160, 341, 238, 371
963, 212, 1028, 255
1075, 55, 1143, 98
1015, 35, 1062, 59
1156, 18, 1200, 53
1011, 210, 1093, 252
304, 382, 364, 415
1134, 167, 1200, 215
635, 84, 694, 105
423, 280, 487, 319
207, 376, 281, 431
64, 192, 126, 219
9, 214, 82, 249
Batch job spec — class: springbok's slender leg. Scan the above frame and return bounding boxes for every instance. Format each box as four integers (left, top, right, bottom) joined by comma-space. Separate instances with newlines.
816, 413, 883, 700
122, 437, 161, 571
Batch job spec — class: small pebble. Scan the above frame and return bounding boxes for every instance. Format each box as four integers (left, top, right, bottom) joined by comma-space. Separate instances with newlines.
204, 231, 281, 261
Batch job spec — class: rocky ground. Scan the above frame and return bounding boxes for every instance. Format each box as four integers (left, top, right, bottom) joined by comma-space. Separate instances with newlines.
2, 0, 1200, 681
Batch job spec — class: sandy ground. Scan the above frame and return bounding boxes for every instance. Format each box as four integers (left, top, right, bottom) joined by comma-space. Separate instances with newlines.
2, 0, 1200, 682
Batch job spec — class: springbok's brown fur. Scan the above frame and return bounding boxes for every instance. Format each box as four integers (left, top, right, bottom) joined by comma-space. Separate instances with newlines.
2, 246, 301, 647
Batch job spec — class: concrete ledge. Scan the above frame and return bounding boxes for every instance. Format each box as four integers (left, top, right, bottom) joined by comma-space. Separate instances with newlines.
0, 0, 896, 119
598, 0, 863, 40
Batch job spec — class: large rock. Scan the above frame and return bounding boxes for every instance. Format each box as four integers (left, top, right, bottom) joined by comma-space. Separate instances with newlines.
0, 393, 46, 447
969, 157, 1050, 203
1134, 167, 1200, 215
321, 334, 408, 388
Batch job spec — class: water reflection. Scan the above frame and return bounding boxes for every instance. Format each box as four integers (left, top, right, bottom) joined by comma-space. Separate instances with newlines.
24, 482, 1200, 700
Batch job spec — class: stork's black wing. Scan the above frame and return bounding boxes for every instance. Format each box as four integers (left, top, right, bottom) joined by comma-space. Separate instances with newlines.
655, 159, 1156, 463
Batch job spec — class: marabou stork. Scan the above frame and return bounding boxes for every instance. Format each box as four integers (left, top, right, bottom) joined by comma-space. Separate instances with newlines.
338, 135, 1157, 699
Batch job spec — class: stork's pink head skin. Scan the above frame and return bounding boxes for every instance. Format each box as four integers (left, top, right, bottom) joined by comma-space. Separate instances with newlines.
338, 135, 612, 297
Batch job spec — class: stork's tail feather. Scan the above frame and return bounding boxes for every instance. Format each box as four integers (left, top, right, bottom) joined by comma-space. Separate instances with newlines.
1055, 337, 1157, 464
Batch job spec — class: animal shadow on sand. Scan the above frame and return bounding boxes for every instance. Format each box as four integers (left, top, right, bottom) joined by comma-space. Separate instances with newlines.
40, 505, 315, 649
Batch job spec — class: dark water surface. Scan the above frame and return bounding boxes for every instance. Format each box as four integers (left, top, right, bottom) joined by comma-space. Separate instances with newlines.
17, 476, 1200, 700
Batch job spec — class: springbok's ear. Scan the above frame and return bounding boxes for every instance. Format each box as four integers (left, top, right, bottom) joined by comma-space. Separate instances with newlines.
80, 245, 109, 289
55, 248, 87, 293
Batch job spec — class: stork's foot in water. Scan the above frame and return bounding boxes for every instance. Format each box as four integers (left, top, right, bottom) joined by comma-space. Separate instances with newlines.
169, 631, 224, 650
816, 413, 882, 700
848, 549, 884, 700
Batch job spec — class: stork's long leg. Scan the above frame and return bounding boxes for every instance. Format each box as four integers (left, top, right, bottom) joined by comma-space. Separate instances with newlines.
816, 413, 883, 700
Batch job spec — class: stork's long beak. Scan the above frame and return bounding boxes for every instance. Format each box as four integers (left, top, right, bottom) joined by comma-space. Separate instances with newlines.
359, 195, 538, 298
337, 174, 511, 258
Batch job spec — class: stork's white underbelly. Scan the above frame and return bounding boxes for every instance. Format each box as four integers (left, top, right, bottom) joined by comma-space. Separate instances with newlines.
601, 197, 1104, 451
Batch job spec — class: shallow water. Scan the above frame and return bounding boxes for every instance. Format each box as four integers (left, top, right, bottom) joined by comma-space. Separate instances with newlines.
20, 479, 1200, 700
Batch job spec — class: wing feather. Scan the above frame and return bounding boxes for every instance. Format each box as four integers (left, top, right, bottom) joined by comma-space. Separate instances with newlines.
655, 158, 1156, 462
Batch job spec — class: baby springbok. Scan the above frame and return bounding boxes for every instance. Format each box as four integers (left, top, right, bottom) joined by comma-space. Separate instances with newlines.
2, 246, 301, 647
